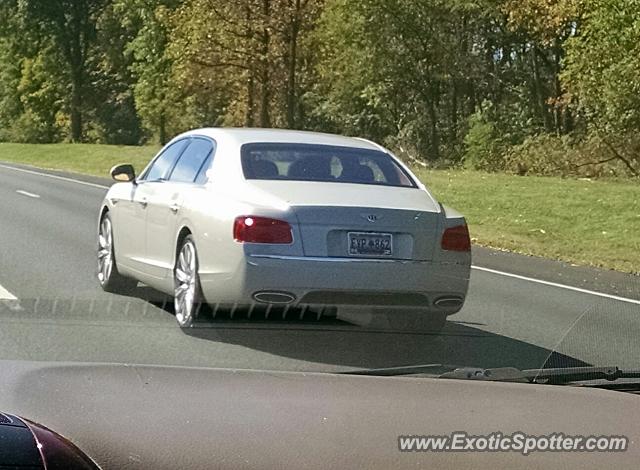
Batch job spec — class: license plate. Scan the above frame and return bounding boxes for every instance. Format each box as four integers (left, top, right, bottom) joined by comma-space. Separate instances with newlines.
348, 232, 393, 257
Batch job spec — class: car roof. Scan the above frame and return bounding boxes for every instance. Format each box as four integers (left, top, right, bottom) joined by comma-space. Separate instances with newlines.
179, 128, 383, 152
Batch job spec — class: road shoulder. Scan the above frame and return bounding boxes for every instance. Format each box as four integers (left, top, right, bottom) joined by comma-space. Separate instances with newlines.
473, 246, 639, 301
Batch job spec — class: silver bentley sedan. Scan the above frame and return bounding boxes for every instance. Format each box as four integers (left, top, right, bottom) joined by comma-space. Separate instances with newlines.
97, 128, 471, 328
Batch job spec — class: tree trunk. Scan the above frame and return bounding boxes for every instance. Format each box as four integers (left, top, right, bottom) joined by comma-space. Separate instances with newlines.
69, 72, 83, 142
530, 46, 552, 132
466, 79, 477, 114
553, 43, 565, 135
64, 1, 89, 143
159, 112, 167, 145
451, 79, 458, 142
427, 99, 440, 160
285, 0, 301, 129
244, 4, 256, 127
259, 0, 271, 128
246, 70, 255, 127
68, 6, 84, 142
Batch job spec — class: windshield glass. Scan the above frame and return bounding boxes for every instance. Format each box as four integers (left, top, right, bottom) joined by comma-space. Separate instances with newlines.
241, 143, 416, 188
0, 0, 638, 384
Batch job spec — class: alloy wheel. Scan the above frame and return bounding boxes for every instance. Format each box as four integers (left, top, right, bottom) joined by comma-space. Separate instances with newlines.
174, 239, 199, 327
98, 217, 114, 285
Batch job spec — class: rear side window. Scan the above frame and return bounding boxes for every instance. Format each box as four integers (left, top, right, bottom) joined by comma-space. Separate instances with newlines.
169, 138, 214, 184
142, 139, 189, 182
241, 143, 416, 188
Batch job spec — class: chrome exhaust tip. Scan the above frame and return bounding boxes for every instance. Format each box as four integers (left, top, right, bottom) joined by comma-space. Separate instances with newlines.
434, 296, 464, 308
253, 291, 296, 305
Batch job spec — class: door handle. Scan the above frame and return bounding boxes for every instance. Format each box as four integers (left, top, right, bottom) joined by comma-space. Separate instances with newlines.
139, 197, 148, 208
170, 203, 180, 213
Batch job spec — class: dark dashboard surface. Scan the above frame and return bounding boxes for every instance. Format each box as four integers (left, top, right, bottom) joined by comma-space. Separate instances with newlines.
0, 360, 638, 469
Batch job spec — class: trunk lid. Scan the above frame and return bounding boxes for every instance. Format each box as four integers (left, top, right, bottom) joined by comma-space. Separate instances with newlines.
246, 181, 442, 261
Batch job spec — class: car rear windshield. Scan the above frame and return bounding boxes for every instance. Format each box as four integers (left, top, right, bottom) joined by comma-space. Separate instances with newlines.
241, 143, 416, 188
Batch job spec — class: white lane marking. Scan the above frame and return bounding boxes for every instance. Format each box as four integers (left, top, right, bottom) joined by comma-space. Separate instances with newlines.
0, 284, 17, 300
472, 265, 640, 306
0, 163, 109, 190
0, 284, 22, 312
15, 189, 40, 199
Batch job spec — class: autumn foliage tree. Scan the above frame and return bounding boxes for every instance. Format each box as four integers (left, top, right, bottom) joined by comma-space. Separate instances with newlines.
0, 0, 637, 176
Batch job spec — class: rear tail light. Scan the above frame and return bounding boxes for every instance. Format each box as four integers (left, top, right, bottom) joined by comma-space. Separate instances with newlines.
441, 224, 471, 252
233, 216, 293, 244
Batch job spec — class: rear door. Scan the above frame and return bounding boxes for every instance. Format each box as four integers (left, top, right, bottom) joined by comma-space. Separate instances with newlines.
144, 137, 214, 278
116, 139, 188, 273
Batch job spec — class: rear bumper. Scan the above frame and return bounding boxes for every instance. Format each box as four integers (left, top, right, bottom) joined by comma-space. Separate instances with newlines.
199, 254, 470, 313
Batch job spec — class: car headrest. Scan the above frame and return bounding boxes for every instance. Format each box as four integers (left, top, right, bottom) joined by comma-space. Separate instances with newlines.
341, 164, 375, 183
287, 158, 332, 180
252, 160, 279, 178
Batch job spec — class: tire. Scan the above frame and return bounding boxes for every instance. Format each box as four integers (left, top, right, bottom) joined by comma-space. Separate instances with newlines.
173, 235, 204, 328
97, 212, 137, 293
387, 311, 448, 334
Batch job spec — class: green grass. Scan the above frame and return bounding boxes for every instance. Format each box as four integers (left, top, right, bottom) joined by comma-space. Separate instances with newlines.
1, 143, 638, 273
417, 168, 640, 274
0, 142, 159, 178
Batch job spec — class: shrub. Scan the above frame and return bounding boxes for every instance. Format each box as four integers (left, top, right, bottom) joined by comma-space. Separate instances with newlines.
505, 133, 640, 178
7, 110, 62, 143
463, 111, 505, 171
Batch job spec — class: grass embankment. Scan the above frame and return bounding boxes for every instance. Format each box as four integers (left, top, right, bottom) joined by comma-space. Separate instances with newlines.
1, 143, 638, 273
418, 169, 639, 273
0, 142, 159, 178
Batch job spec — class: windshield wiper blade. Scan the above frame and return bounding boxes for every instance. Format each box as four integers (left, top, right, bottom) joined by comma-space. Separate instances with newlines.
343, 364, 532, 379
440, 366, 640, 385
343, 363, 459, 377
344, 364, 640, 386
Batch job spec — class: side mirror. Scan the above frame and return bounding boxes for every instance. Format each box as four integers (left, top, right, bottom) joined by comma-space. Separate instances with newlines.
110, 164, 136, 183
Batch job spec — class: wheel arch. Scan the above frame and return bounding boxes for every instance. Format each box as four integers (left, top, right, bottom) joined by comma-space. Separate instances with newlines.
175, 226, 194, 264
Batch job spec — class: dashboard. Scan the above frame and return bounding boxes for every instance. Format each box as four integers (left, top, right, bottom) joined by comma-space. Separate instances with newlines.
0, 360, 638, 469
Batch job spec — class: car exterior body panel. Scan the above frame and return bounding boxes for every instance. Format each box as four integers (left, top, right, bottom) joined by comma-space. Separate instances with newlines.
99, 128, 471, 317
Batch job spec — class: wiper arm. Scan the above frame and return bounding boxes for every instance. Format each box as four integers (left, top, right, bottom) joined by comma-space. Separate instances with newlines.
344, 364, 640, 386
441, 366, 640, 385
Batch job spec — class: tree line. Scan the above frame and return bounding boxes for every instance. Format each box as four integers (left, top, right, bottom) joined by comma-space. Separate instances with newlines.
0, 0, 638, 177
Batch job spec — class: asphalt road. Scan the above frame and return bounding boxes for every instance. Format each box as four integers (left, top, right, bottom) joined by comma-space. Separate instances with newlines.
0, 162, 639, 373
